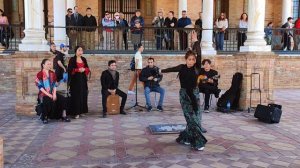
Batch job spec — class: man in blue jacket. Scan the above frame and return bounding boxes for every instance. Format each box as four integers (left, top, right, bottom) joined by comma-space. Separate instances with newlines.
178, 10, 192, 50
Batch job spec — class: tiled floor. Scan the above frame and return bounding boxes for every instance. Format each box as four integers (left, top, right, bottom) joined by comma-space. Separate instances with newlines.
1, 89, 300, 168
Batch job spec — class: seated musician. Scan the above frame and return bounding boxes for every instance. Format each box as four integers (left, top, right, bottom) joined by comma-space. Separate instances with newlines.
198, 59, 221, 113
101, 60, 127, 118
139, 57, 165, 112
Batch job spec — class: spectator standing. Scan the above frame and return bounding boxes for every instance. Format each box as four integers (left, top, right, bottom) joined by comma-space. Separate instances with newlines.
215, 13, 228, 50
114, 12, 124, 50
281, 17, 294, 51
178, 10, 192, 50
53, 44, 68, 83
164, 11, 177, 50
128, 44, 144, 94
0, 9, 9, 48
83, 7, 97, 50
152, 10, 165, 50
102, 11, 115, 50
66, 8, 74, 49
130, 10, 145, 50
71, 6, 84, 48
237, 13, 248, 50
119, 12, 129, 50
264, 22, 273, 45
195, 12, 203, 42
294, 18, 300, 50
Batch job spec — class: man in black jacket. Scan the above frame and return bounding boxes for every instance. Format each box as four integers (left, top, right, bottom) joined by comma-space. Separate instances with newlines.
139, 58, 165, 112
164, 11, 177, 50
101, 60, 127, 118
83, 7, 97, 50
71, 6, 84, 48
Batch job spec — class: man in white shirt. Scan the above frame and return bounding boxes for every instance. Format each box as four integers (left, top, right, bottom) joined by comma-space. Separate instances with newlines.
128, 44, 144, 94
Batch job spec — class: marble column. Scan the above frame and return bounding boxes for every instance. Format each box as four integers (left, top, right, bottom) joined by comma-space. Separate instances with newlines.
178, 0, 187, 18
67, 0, 76, 10
11, 0, 20, 24
201, 0, 216, 55
282, 0, 292, 24
240, 0, 271, 52
19, 0, 49, 51
54, 0, 67, 48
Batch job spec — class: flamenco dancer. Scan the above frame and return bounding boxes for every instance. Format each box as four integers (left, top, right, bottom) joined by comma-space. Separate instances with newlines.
160, 32, 207, 151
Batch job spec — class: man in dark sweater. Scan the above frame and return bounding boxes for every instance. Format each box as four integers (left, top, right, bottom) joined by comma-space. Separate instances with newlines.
178, 10, 192, 50
139, 58, 165, 112
83, 7, 97, 50
101, 60, 127, 118
164, 11, 177, 50
66, 8, 74, 49
198, 59, 221, 113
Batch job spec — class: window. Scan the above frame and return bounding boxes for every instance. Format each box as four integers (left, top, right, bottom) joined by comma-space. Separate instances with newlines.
293, 0, 300, 19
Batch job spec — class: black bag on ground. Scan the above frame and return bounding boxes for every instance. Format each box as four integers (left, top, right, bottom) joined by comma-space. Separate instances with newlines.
254, 104, 282, 123
217, 72, 243, 112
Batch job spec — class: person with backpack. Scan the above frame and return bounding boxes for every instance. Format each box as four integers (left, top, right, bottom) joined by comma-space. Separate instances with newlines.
160, 32, 207, 151
128, 44, 144, 95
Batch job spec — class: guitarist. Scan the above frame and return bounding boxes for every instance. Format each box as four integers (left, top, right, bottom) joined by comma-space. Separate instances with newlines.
198, 59, 221, 113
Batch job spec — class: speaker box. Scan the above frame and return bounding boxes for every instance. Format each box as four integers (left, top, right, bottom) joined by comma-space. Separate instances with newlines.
254, 104, 282, 123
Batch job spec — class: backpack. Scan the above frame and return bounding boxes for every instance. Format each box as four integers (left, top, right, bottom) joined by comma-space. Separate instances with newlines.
130, 57, 135, 71
217, 72, 243, 112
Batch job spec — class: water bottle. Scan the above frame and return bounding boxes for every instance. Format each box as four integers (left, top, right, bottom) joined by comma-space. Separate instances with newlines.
226, 101, 231, 113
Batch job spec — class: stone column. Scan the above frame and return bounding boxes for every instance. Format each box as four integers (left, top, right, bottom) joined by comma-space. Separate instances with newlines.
67, 0, 76, 10
240, 0, 271, 52
178, 0, 187, 18
53, 0, 67, 48
19, 0, 49, 51
201, 0, 216, 55
282, 0, 292, 24
0, 137, 3, 168
11, 0, 20, 24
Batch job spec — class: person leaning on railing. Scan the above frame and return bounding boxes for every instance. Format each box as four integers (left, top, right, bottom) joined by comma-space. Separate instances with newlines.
264, 22, 273, 45
0, 9, 9, 49
164, 11, 177, 50
237, 13, 248, 50
214, 13, 228, 51
102, 11, 115, 50
130, 9, 145, 51
152, 9, 165, 50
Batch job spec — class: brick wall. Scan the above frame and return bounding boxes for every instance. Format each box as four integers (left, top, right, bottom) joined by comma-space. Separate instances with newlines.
1, 52, 300, 115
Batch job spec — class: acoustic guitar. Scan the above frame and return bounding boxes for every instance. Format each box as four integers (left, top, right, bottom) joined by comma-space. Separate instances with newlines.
197, 74, 220, 84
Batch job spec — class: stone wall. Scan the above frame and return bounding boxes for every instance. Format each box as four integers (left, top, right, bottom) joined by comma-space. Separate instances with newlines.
0, 52, 299, 115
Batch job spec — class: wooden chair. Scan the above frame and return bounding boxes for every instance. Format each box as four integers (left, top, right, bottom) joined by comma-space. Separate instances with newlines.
106, 94, 120, 115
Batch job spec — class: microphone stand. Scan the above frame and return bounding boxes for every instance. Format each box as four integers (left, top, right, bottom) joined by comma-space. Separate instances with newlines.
127, 69, 146, 111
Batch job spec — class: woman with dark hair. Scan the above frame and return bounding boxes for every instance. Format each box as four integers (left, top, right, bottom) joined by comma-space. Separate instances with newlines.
0, 9, 9, 48
237, 13, 248, 50
214, 13, 228, 50
68, 46, 90, 119
35, 59, 71, 124
160, 32, 207, 151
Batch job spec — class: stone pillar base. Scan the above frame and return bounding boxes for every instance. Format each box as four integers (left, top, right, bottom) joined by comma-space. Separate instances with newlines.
240, 45, 271, 52
234, 52, 277, 110
19, 44, 50, 52
0, 137, 3, 168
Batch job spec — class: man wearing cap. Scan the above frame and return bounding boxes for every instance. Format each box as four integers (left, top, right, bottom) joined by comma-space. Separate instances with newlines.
102, 11, 115, 50
53, 44, 68, 83
130, 10, 145, 50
